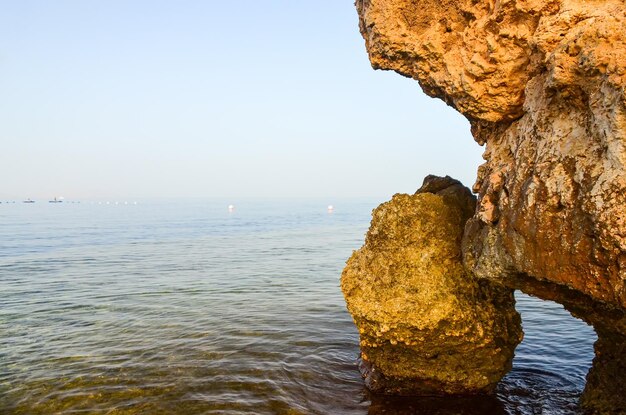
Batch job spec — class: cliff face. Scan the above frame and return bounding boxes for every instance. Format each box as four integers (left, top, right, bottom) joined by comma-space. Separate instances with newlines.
357, 0, 626, 310
352, 0, 626, 412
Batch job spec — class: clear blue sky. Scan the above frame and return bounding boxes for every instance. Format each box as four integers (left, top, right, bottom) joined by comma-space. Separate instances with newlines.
0, 1, 483, 199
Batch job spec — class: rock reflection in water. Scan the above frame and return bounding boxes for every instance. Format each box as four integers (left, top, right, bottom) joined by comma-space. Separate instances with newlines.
367, 394, 505, 415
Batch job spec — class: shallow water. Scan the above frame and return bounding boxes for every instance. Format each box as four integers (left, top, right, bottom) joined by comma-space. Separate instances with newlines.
0, 200, 597, 414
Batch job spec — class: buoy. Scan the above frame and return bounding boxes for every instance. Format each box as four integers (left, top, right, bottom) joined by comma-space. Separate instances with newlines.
327, 205, 334, 213
228, 204, 235, 212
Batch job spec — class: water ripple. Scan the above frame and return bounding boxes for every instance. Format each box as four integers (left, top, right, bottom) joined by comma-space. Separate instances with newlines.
0, 200, 597, 414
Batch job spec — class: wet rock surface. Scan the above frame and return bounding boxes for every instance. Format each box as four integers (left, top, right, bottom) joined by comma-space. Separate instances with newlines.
353, 0, 626, 412
341, 176, 522, 396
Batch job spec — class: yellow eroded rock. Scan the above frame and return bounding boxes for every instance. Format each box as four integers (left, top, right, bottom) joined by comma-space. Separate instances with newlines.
341, 176, 522, 395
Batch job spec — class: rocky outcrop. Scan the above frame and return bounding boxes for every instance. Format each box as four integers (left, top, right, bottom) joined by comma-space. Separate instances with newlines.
353, 0, 626, 412
341, 176, 522, 395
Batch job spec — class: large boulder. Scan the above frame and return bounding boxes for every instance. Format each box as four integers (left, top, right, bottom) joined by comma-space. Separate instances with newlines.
341, 176, 522, 395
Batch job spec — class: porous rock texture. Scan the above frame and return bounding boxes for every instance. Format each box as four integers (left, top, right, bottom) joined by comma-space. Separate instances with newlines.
341, 176, 522, 395
353, 0, 626, 412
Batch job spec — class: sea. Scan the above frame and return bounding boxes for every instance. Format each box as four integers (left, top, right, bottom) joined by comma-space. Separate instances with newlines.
0, 199, 597, 414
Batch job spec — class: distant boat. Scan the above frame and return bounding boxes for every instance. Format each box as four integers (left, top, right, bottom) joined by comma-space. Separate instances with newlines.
49, 196, 64, 203
23, 199, 35, 203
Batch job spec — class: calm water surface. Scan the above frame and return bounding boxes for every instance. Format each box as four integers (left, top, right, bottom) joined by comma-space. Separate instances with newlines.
0, 200, 596, 414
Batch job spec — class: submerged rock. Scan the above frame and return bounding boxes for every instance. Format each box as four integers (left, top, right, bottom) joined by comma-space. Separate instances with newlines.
354, 0, 626, 411
341, 176, 522, 395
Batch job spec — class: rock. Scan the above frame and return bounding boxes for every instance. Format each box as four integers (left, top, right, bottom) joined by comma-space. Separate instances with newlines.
582, 331, 626, 413
341, 176, 522, 395
355, 0, 626, 412
356, 0, 626, 315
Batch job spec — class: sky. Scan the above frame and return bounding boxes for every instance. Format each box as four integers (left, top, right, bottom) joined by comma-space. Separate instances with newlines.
0, 1, 484, 200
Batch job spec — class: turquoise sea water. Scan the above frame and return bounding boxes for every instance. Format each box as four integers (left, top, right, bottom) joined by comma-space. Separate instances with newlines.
0, 199, 596, 414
